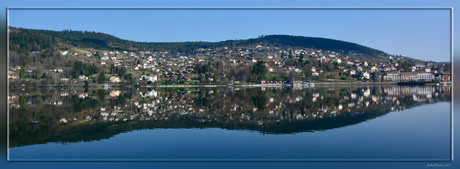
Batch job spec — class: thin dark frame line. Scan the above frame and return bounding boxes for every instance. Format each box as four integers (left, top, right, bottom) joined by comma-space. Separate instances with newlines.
450, 7, 455, 162
5, 7, 453, 10
5, 7, 454, 163
6, 7, 9, 162
7, 159, 454, 163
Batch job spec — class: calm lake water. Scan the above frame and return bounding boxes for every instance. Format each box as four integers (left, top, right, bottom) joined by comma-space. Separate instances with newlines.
8, 85, 451, 161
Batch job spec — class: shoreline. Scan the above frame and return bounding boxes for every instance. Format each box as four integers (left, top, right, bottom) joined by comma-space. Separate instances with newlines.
8, 82, 412, 89
10, 81, 449, 89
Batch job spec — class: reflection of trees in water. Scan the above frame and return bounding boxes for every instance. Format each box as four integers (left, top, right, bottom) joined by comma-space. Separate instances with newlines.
71, 95, 99, 112
8, 85, 451, 147
97, 89, 106, 101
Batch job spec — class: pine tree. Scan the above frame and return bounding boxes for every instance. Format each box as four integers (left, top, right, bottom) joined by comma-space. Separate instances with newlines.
98, 71, 106, 84
19, 67, 25, 79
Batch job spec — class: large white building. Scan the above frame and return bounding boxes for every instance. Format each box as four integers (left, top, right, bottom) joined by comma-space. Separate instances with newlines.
383, 72, 435, 82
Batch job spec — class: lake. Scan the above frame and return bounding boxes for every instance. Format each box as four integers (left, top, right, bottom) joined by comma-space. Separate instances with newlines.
8, 85, 451, 161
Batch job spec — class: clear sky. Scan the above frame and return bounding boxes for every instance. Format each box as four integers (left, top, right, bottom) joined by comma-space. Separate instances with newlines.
7, 7, 452, 62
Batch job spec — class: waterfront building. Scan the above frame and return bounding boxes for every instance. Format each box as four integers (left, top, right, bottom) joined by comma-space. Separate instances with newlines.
383, 72, 435, 82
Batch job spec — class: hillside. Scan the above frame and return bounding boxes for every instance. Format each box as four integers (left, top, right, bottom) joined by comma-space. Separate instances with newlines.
8, 26, 449, 86
9, 27, 386, 57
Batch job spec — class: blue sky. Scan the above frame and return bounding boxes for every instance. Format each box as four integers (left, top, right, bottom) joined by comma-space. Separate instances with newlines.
7, 4, 452, 62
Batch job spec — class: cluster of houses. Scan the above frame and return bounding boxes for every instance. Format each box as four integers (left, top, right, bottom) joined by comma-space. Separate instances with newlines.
9, 43, 451, 85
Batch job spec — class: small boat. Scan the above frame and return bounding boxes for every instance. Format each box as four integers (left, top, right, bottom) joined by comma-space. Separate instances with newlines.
103, 84, 111, 90
440, 81, 451, 86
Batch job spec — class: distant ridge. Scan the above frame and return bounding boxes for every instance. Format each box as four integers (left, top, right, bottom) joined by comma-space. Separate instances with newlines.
9, 27, 387, 58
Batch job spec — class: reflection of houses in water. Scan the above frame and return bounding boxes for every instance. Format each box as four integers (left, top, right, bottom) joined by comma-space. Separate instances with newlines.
442, 86, 451, 93
79, 93, 89, 98
291, 85, 312, 90
12, 86, 452, 129
384, 86, 437, 96
260, 86, 285, 91
53, 101, 63, 106
9, 86, 453, 146
363, 89, 371, 97
8, 95, 18, 103
110, 90, 121, 97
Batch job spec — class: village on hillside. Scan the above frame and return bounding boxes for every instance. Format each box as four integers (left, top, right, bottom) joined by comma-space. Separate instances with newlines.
8, 43, 451, 87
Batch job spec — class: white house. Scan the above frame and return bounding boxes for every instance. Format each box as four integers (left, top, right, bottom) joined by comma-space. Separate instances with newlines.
79, 75, 88, 80
110, 90, 121, 97
110, 76, 121, 83
349, 70, 356, 75
363, 72, 370, 79
312, 71, 319, 76
425, 68, 431, 73
101, 56, 109, 61
295, 68, 302, 73
55, 68, 64, 73
140, 75, 157, 82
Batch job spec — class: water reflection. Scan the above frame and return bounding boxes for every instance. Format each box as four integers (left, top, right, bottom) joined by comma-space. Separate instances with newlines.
9, 85, 451, 147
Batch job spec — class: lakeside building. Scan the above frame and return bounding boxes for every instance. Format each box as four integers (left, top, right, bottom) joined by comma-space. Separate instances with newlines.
436, 72, 451, 82
8, 71, 19, 79
383, 72, 435, 82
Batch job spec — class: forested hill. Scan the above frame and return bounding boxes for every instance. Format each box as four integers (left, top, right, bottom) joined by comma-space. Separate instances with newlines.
9, 26, 386, 57
234, 35, 386, 57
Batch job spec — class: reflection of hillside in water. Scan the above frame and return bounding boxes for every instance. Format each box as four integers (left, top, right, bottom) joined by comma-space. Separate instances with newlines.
9, 85, 451, 147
